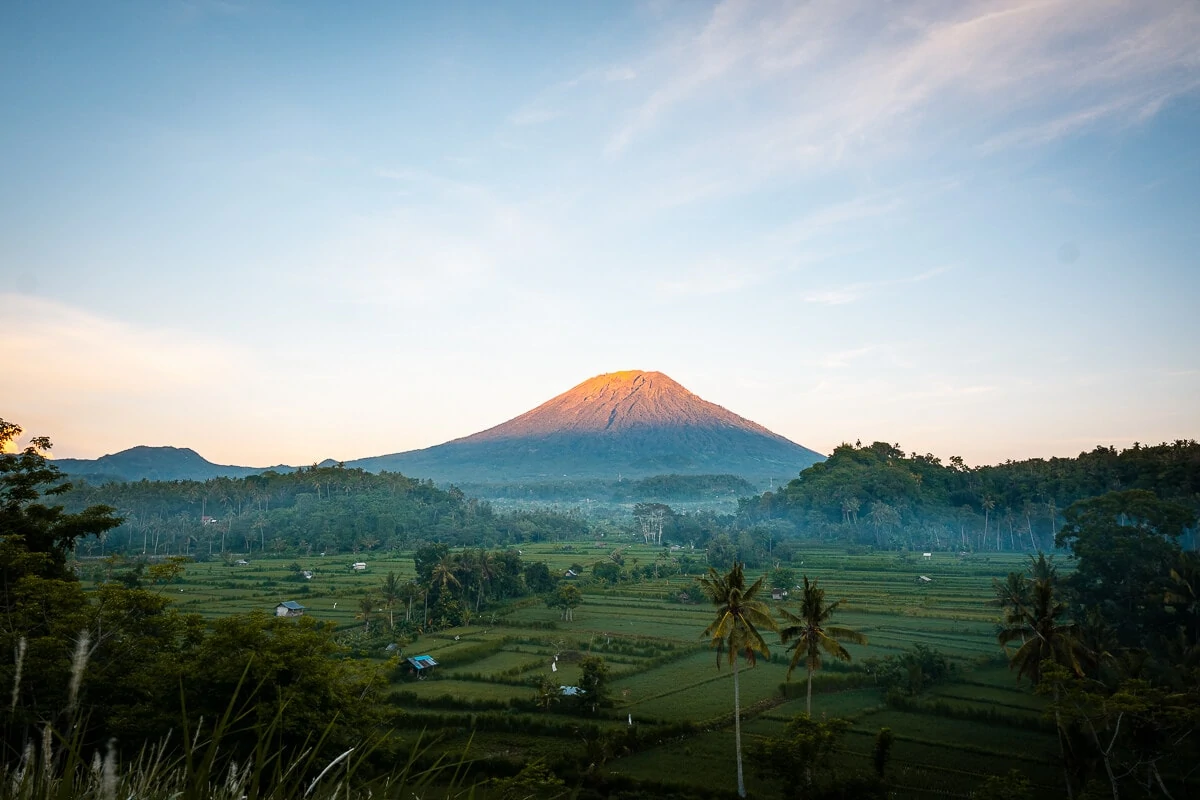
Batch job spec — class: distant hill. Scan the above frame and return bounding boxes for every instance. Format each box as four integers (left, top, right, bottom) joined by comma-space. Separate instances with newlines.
54, 446, 295, 483
348, 370, 824, 486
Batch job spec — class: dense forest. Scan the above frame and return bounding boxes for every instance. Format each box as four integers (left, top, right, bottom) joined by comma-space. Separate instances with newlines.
60, 466, 593, 557
52, 440, 1200, 574
738, 440, 1200, 552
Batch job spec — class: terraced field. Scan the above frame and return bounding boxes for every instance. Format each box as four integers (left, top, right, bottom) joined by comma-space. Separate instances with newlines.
110, 543, 1063, 797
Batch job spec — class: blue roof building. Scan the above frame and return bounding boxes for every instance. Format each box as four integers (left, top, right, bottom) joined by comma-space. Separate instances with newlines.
406, 654, 438, 673
275, 600, 306, 618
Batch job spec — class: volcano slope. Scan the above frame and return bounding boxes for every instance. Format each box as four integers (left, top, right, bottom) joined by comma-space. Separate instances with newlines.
350, 370, 823, 486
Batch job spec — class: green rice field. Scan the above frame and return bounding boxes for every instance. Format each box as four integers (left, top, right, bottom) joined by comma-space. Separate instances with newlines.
100, 543, 1065, 798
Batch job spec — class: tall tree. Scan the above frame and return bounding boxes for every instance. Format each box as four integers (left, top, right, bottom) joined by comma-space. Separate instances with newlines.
778, 575, 868, 715
547, 583, 582, 621
356, 594, 377, 634
1, 419, 121, 588
996, 554, 1087, 799
699, 562, 778, 798
1057, 490, 1194, 645
997, 555, 1085, 685
473, 549, 497, 612
379, 571, 402, 630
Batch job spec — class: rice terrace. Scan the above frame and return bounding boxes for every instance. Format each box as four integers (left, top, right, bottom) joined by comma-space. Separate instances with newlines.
119, 544, 1059, 797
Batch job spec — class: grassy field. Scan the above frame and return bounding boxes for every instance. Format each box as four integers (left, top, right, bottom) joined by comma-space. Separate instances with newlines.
102, 543, 1064, 798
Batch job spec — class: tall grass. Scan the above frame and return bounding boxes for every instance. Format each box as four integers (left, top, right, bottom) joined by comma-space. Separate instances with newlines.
1, 635, 478, 800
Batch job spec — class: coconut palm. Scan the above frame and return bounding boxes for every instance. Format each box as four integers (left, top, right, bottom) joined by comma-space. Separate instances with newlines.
430, 554, 461, 597
994, 570, 1031, 632
779, 575, 868, 716
472, 549, 497, 613
356, 594, 377, 634
379, 571, 402, 631
997, 554, 1086, 799
996, 559, 1084, 685
401, 579, 420, 622
699, 561, 777, 798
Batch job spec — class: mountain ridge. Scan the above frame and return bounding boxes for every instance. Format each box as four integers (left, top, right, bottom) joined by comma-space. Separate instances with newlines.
53, 371, 825, 486
54, 445, 296, 483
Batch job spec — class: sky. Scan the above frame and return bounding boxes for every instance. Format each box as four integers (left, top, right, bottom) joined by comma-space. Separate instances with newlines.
2, 0, 1199, 468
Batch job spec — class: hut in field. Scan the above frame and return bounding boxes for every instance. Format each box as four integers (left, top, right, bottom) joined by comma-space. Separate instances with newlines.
406, 654, 438, 678
275, 600, 306, 617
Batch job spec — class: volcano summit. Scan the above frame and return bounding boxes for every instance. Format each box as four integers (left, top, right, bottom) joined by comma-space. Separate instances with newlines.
349, 371, 823, 485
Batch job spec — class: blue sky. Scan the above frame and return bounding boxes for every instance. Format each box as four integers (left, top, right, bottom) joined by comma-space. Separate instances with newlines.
2, 0, 1198, 467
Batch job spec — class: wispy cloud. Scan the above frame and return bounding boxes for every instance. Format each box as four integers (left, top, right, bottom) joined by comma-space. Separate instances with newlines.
803, 265, 954, 305
602, 0, 1200, 178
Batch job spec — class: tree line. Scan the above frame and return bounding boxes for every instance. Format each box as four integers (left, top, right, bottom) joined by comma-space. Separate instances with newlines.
737, 439, 1200, 551
58, 466, 591, 558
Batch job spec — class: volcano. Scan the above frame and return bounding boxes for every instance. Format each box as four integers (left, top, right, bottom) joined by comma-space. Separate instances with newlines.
348, 371, 823, 485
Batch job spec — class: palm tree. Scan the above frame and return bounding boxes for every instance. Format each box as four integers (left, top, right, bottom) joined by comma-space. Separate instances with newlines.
357, 594, 377, 634
779, 575, 868, 716
431, 554, 461, 597
982, 496, 996, 550
996, 554, 1087, 799
472, 549, 497, 613
402, 579, 420, 623
1165, 551, 1200, 644
380, 571, 402, 631
699, 562, 777, 798
997, 557, 1084, 685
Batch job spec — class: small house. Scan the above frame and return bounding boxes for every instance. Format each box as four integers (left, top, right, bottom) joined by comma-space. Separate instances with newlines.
559, 686, 584, 697
917, 575, 933, 583
771, 588, 789, 601
301, 570, 314, 580
563, 569, 578, 578
234, 559, 250, 566
922, 552, 932, 560
275, 600, 306, 617
351, 562, 367, 571
406, 654, 438, 677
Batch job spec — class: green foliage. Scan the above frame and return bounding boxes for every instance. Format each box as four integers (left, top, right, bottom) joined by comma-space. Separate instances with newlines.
591, 560, 621, 584
1, 420, 121, 586
485, 759, 568, 800
577, 655, 610, 713
546, 583, 583, 621
699, 561, 777, 797
0, 420, 397, 782
751, 715, 881, 799
1058, 490, 1195, 645
769, 565, 797, 591
705, 534, 736, 570
996, 553, 1085, 685
1038, 662, 1200, 799
740, 439, 1200, 553
973, 769, 1034, 800
778, 575, 867, 715
524, 561, 555, 593
59, 466, 591, 559
862, 644, 955, 696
